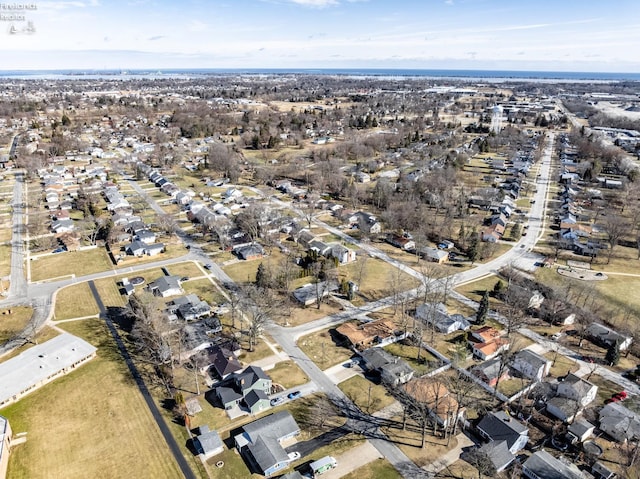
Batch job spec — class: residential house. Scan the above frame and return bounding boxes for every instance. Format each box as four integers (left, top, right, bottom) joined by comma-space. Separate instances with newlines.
125, 240, 147, 257
419, 247, 449, 263
208, 345, 243, 380
586, 323, 632, 351
464, 440, 514, 473
468, 326, 509, 360
476, 411, 528, 454
547, 373, 598, 422
234, 411, 301, 477
147, 275, 183, 297
51, 218, 75, 234
511, 349, 552, 381
567, 418, 595, 444
235, 243, 265, 261
292, 281, 339, 306
358, 347, 414, 386
144, 243, 165, 256
403, 379, 464, 429
522, 451, 585, 479
472, 357, 509, 388
557, 373, 598, 407
415, 302, 471, 335
481, 223, 505, 242
171, 294, 212, 321
329, 244, 357, 265
193, 425, 224, 460
136, 229, 157, 245
599, 402, 640, 443
337, 319, 403, 351
386, 233, 415, 251
214, 365, 272, 413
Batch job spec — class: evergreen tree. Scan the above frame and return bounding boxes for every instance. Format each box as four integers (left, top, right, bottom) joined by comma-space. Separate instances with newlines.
476, 290, 489, 324
605, 340, 621, 366
493, 279, 506, 296
255, 262, 270, 289
467, 232, 479, 264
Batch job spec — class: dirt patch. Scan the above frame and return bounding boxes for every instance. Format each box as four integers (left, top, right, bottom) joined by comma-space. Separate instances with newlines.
557, 267, 607, 281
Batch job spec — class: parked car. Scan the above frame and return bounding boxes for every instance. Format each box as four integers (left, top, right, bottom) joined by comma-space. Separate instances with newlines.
551, 332, 563, 341
270, 396, 286, 407
52, 247, 66, 254
287, 452, 301, 461
287, 390, 302, 400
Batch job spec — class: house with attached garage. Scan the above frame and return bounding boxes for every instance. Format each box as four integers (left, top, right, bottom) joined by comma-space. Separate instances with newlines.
547, 373, 598, 422
214, 365, 272, 413
586, 323, 632, 351
147, 275, 183, 298
358, 348, 414, 387
415, 302, 471, 335
234, 411, 301, 477
522, 451, 585, 479
403, 379, 464, 429
476, 411, 529, 455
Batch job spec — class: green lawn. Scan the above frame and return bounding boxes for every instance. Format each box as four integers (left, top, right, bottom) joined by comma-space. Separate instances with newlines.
53, 282, 99, 320
30, 248, 114, 282
2, 319, 184, 479
267, 360, 310, 390
383, 342, 441, 376
0, 306, 33, 342
181, 278, 226, 305
338, 375, 396, 414
298, 328, 353, 370
544, 351, 579, 377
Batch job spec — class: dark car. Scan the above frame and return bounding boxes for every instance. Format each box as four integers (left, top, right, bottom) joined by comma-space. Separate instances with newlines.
287, 391, 302, 400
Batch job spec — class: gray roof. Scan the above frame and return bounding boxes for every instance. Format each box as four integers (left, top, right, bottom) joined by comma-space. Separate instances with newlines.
599, 402, 640, 441
523, 451, 585, 479
211, 346, 243, 378
247, 436, 289, 474
477, 440, 515, 471
477, 411, 528, 450
236, 365, 270, 392
242, 410, 300, 444
244, 388, 269, 408
279, 472, 305, 479
586, 323, 631, 346
195, 427, 223, 455
472, 357, 503, 380
360, 347, 396, 370
0, 333, 96, 405
514, 349, 551, 371
567, 418, 594, 439
563, 373, 596, 398
216, 386, 242, 405
381, 359, 414, 378
148, 275, 182, 294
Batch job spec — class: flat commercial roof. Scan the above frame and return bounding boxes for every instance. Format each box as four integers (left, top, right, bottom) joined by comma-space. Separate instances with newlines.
0, 332, 97, 405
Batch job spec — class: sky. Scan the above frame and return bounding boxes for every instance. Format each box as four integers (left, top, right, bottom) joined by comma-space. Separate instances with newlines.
1, 0, 640, 72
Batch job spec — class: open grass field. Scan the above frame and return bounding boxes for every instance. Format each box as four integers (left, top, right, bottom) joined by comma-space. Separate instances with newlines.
2, 319, 183, 479
53, 282, 99, 320
181, 278, 226, 305
266, 360, 310, 390
544, 351, 579, 377
0, 244, 11, 276
30, 248, 114, 282
0, 306, 33, 343
164, 261, 204, 279
338, 375, 396, 414
340, 257, 420, 302
298, 327, 353, 370
341, 459, 402, 479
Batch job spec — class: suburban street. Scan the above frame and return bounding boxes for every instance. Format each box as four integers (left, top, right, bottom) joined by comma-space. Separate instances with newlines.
2, 132, 638, 479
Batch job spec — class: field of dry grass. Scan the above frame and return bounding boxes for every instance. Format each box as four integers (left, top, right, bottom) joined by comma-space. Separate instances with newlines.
2, 319, 183, 479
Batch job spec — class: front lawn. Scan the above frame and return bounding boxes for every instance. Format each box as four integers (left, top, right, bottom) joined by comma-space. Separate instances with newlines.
0, 306, 33, 342
267, 360, 310, 390
53, 282, 99, 320
30, 248, 114, 282
338, 375, 395, 414
298, 328, 353, 370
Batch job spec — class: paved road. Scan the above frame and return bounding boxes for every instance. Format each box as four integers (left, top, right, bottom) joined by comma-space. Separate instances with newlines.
88, 280, 196, 479
7, 171, 27, 300
269, 325, 432, 479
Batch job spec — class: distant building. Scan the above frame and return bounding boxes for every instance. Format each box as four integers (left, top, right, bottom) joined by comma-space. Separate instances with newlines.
0, 416, 12, 479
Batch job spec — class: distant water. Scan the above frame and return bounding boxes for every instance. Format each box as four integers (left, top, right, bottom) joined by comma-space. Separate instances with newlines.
0, 68, 638, 82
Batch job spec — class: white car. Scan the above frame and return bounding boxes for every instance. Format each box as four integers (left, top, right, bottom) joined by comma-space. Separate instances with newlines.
288, 451, 301, 461
551, 332, 563, 341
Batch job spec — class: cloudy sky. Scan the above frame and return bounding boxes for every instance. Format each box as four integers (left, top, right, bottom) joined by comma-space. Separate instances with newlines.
2, 0, 640, 72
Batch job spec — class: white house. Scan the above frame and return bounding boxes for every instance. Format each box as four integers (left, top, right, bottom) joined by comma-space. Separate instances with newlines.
599, 402, 640, 443
511, 349, 552, 381
557, 373, 598, 407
